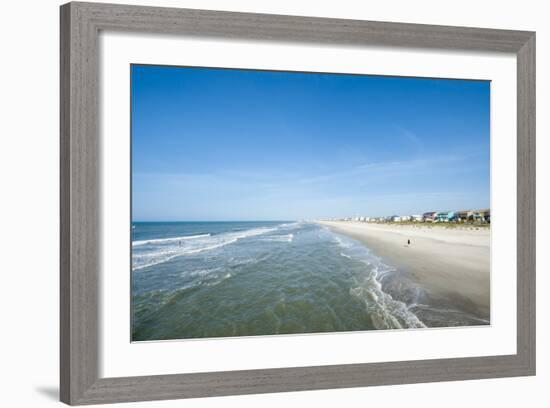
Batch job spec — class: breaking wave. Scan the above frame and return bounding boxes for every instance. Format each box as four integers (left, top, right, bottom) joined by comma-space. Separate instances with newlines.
333, 233, 426, 329
133, 226, 279, 271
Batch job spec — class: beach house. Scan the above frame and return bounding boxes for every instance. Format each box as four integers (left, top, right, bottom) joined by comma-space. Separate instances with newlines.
457, 210, 473, 221
436, 211, 459, 222
422, 211, 438, 222
436, 211, 449, 222
473, 209, 491, 223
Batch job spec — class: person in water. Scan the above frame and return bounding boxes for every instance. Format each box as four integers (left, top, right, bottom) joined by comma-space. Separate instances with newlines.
407, 239, 411, 245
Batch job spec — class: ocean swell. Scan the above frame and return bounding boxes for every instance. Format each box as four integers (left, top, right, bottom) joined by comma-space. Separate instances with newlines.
133, 225, 280, 271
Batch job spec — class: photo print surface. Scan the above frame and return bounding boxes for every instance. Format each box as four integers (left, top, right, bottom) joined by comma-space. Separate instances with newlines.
131, 65, 490, 341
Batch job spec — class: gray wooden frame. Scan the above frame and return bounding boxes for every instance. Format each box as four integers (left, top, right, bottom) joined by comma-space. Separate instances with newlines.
60, 1, 536, 405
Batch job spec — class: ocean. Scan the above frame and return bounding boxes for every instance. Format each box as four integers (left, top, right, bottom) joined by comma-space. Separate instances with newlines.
131, 221, 485, 341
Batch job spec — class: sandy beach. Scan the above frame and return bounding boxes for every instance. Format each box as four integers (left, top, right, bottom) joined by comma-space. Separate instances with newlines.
318, 221, 490, 320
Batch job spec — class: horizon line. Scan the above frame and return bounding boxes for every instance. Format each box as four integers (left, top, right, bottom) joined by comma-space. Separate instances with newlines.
132, 219, 299, 223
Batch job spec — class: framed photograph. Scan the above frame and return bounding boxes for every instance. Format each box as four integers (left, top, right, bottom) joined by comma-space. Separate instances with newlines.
60, 1, 535, 405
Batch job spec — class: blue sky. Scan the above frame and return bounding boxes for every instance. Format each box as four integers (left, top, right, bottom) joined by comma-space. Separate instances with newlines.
131, 65, 490, 221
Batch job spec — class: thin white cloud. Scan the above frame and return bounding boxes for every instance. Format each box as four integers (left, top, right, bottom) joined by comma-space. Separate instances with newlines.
297, 154, 465, 185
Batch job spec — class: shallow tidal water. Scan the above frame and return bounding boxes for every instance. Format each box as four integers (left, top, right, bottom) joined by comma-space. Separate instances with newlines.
131, 221, 487, 341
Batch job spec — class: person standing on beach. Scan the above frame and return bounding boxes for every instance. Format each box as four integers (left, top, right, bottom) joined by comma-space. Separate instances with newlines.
407, 239, 411, 245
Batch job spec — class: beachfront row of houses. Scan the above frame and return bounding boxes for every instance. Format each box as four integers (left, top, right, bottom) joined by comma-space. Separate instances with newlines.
335, 209, 490, 224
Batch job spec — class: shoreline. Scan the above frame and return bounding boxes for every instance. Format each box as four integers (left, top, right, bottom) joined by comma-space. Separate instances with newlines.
318, 221, 490, 320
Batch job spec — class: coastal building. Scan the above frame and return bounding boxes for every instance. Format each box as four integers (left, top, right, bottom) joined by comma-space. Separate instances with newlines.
473, 209, 491, 223
436, 211, 459, 222
422, 211, 438, 222
457, 210, 473, 221
436, 211, 449, 222
339, 209, 490, 225
454, 209, 490, 223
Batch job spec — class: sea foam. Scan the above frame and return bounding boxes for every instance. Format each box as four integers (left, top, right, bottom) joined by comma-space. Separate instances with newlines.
132, 234, 211, 247
132, 225, 280, 271
334, 233, 426, 329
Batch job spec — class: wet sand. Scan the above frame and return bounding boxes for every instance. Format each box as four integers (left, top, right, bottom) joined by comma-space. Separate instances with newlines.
318, 221, 490, 319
